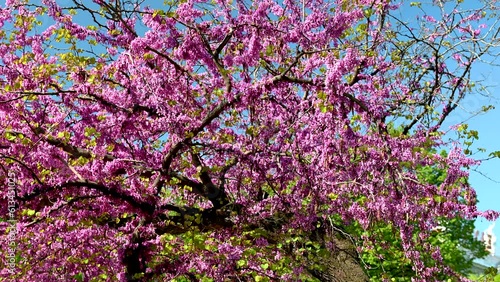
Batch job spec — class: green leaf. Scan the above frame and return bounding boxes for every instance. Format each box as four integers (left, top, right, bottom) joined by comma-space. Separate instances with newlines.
237, 259, 247, 267
5, 132, 17, 141
254, 275, 265, 282
489, 151, 500, 158
73, 273, 84, 282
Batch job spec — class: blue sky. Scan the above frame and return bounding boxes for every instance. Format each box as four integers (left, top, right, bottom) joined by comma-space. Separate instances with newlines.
437, 60, 500, 254
462, 98, 500, 255
395, 1, 500, 256
396, 1, 500, 256
446, 21, 500, 257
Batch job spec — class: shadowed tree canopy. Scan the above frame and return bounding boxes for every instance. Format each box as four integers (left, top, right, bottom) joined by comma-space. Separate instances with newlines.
0, 0, 499, 281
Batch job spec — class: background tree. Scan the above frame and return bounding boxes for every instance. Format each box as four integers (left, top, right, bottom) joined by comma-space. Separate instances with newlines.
470, 268, 500, 282
345, 144, 489, 281
1, 0, 499, 281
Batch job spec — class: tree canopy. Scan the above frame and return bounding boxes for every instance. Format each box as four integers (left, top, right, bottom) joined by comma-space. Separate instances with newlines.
1, 0, 499, 281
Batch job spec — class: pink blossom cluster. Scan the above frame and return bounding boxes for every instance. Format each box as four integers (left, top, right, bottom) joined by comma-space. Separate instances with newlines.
0, 0, 498, 281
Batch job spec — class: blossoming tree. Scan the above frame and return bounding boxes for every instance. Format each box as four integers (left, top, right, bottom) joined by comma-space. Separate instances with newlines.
1, 0, 499, 281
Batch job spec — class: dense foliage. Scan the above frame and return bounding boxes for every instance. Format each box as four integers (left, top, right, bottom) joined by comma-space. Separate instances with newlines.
348, 150, 489, 280
1, 0, 499, 281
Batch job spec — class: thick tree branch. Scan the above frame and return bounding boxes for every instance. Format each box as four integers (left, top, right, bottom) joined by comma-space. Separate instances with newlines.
19, 180, 157, 214
45, 136, 115, 162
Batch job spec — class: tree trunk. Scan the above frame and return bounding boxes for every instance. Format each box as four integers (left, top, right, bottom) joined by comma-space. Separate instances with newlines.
305, 227, 369, 282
